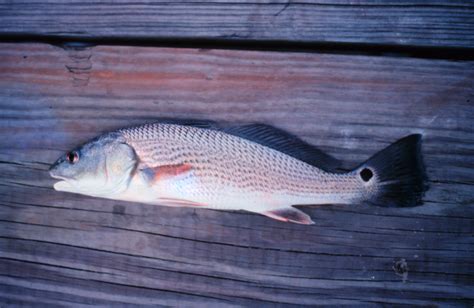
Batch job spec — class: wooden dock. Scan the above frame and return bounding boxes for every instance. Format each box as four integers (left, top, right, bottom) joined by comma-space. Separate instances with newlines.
1, 1, 473, 306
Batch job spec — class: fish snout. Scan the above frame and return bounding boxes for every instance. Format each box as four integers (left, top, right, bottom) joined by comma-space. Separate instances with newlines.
49, 164, 59, 178
49, 157, 64, 178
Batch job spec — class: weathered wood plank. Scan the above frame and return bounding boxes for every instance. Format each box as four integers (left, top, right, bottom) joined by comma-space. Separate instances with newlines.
0, 1, 473, 48
0, 43, 473, 306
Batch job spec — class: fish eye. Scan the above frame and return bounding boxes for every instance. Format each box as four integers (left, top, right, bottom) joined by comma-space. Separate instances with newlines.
67, 151, 79, 164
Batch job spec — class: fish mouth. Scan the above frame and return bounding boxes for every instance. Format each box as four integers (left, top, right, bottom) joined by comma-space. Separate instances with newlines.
49, 171, 74, 191
50, 173, 67, 180
49, 170, 68, 181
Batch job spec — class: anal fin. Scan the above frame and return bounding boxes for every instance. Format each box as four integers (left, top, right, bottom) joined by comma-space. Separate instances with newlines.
263, 207, 315, 225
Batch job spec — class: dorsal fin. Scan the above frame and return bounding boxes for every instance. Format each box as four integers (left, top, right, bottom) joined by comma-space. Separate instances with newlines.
155, 118, 218, 129
223, 124, 342, 172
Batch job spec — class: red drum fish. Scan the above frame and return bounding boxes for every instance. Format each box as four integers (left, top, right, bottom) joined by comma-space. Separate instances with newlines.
49, 120, 428, 224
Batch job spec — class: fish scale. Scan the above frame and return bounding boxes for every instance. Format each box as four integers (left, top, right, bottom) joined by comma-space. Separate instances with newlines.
120, 123, 363, 210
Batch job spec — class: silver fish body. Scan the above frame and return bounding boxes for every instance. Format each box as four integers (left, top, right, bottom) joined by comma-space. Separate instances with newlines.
50, 122, 428, 224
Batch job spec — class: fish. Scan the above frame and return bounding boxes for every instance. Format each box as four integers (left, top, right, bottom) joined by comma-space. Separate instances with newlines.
49, 120, 428, 224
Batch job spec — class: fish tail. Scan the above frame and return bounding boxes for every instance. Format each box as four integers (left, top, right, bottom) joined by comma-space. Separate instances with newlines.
356, 134, 429, 207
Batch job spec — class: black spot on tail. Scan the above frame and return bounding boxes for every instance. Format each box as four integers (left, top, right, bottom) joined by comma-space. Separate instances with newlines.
358, 134, 429, 207
360, 168, 373, 182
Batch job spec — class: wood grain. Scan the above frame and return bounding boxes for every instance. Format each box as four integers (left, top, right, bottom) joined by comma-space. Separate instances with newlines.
0, 43, 473, 306
0, 1, 473, 48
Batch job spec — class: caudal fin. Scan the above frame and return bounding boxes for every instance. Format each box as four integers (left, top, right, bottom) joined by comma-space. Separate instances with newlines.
357, 134, 428, 207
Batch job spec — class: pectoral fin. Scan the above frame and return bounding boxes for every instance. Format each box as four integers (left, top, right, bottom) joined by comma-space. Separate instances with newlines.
141, 163, 193, 184
262, 207, 315, 225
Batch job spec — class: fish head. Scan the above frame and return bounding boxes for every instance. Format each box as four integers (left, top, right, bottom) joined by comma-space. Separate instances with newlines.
49, 133, 137, 197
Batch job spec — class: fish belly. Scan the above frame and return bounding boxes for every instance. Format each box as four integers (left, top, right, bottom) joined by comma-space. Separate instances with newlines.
120, 167, 360, 213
